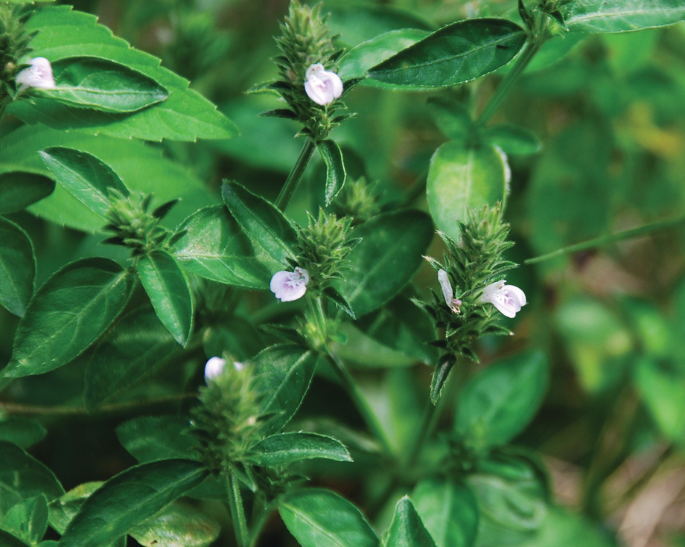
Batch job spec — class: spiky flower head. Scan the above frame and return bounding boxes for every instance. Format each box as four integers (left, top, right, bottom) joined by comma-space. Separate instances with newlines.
418, 203, 519, 362
334, 176, 382, 225
0, 4, 35, 99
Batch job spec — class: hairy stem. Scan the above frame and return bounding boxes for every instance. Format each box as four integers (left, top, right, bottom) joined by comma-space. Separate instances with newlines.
275, 138, 317, 211
225, 469, 249, 547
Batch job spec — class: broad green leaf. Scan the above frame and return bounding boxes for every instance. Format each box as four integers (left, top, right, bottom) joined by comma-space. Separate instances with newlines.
84, 306, 182, 410
0, 418, 47, 449
245, 432, 352, 466
526, 506, 613, 547
129, 502, 220, 547
279, 489, 378, 547
116, 416, 200, 463
39, 147, 129, 218
9, 6, 238, 142
37, 56, 168, 113
427, 142, 509, 242
481, 125, 542, 156
334, 210, 433, 318
428, 99, 472, 141
455, 352, 548, 453
59, 460, 208, 547
0, 172, 54, 214
384, 497, 437, 547
170, 205, 271, 289
3, 495, 49, 545
413, 480, 478, 547
318, 140, 347, 206
338, 29, 430, 85
561, 0, 685, 33
137, 250, 193, 347
368, 19, 526, 89
0, 217, 36, 317
0, 530, 29, 547
4, 258, 133, 378
202, 317, 264, 363
0, 441, 64, 518
252, 345, 318, 435
221, 181, 297, 267
0, 126, 217, 233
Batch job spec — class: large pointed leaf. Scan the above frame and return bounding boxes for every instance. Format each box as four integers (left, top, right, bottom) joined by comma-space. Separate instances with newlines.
84, 306, 182, 410
252, 345, 318, 435
245, 432, 352, 466
0, 418, 47, 449
4, 258, 134, 378
427, 142, 509, 242
0, 217, 36, 318
170, 205, 271, 289
116, 416, 200, 464
37, 57, 168, 113
368, 19, 526, 89
0, 172, 54, 214
318, 140, 347, 206
561, 0, 685, 33
59, 460, 207, 547
39, 147, 129, 218
221, 181, 297, 267
279, 489, 378, 547
334, 210, 433, 318
137, 251, 193, 347
129, 502, 220, 547
384, 497, 437, 547
2, 495, 49, 545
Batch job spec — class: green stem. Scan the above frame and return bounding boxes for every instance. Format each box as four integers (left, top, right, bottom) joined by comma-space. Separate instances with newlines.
476, 39, 542, 127
325, 348, 394, 458
225, 470, 249, 547
525, 213, 685, 265
249, 499, 277, 547
275, 138, 317, 211
406, 399, 442, 468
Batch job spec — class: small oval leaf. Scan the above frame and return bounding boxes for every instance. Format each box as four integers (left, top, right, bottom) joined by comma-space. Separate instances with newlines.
0, 172, 55, 214
562, 0, 685, 33
384, 496, 437, 547
318, 140, 347, 206
245, 432, 352, 466
0, 217, 36, 317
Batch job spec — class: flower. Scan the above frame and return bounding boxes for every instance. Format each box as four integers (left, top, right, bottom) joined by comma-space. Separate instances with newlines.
16, 57, 55, 91
270, 267, 310, 302
204, 357, 226, 382
304, 63, 343, 106
479, 280, 526, 318
438, 269, 462, 313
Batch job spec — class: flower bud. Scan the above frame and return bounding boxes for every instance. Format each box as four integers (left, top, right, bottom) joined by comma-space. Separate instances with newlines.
16, 57, 55, 91
304, 64, 343, 106
438, 269, 461, 313
204, 357, 226, 382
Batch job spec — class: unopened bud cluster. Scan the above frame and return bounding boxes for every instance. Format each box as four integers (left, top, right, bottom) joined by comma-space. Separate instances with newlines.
334, 176, 382, 225
0, 4, 35, 98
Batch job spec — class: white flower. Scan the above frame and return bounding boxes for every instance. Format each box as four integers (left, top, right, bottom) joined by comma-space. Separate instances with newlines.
16, 57, 55, 91
304, 64, 343, 106
270, 267, 310, 302
438, 269, 461, 313
204, 357, 226, 382
479, 280, 526, 319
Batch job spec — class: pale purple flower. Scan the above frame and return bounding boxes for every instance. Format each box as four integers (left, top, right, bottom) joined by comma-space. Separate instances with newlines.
304, 64, 343, 106
16, 57, 55, 91
204, 357, 226, 382
438, 269, 462, 313
479, 280, 526, 318
270, 267, 310, 302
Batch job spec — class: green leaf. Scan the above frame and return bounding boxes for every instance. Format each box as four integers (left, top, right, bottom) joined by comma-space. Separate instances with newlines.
202, 317, 264, 362
334, 210, 433, 318
59, 460, 208, 547
2, 495, 49, 545
9, 6, 238, 142
427, 142, 509, 242
455, 352, 548, 453
36, 56, 168, 113
0, 530, 29, 546
481, 124, 542, 156
338, 29, 430, 85
84, 306, 182, 410
0, 418, 47, 449
0, 217, 36, 317
4, 258, 134, 378
525, 506, 614, 547
128, 502, 220, 547
39, 147, 129, 218
252, 345, 318, 435
245, 432, 352, 466
137, 250, 193, 347
116, 416, 200, 464
368, 19, 526, 89
561, 0, 685, 33
0, 441, 64, 518
428, 99, 472, 141
170, 205, 271, 290
412, 479, 478, 547
318, 140, 347, 206
279, 489, 378, 547
430, 357, 455, 405
0, 172, 54, 214
221, 181, 297, 267
384, 496, 437, 547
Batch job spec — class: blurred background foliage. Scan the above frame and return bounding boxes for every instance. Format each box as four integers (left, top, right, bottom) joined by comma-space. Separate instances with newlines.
2, 0, 685, 545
